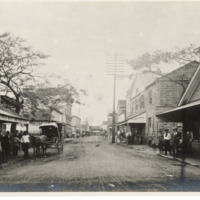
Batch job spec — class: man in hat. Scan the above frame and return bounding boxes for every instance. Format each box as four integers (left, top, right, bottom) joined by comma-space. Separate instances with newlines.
171, 128, 181, 157
164, 129, 171, 155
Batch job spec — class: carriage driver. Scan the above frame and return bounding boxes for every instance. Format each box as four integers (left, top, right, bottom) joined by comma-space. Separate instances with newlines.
21, 131, 30, 158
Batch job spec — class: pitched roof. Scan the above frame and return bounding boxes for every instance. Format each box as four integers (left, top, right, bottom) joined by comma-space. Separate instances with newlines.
0, 105, 28, 121
146, 61, 199, 89
127, 71, 161, 97
178, 62, 200, 106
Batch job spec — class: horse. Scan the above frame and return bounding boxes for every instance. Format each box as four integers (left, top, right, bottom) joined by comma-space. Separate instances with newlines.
30, 135, 48, 157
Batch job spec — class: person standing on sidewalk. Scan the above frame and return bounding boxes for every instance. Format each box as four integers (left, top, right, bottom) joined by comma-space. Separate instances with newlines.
1, 131, 11, 158
21, 131, 30, 158
12, 131, 21, 156
126, 131, 131, 145
185, 131, 194, 155
171, 128, 181, 157
158, 131, 164, 154
164, 129, 172, 155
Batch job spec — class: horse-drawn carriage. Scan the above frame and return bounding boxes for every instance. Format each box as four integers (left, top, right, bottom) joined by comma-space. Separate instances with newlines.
39, 122, 64, 154
31, 122, 64, 156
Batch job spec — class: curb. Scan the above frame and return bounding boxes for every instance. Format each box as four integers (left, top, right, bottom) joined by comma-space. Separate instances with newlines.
158, 154, 200, 167
117, 142, 200, 167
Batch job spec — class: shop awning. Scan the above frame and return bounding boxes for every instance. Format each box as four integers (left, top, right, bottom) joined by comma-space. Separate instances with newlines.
157, 100, 200, 116
117, 121, 127, 126
0, 108, 29, 124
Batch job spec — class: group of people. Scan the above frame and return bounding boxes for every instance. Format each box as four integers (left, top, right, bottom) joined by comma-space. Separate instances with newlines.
116, 129, 143, 145
0, 130, 31, 164
159, 128, 194, 157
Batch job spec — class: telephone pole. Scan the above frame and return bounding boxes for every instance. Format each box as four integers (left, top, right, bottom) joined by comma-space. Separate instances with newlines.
106, 53, 124, 143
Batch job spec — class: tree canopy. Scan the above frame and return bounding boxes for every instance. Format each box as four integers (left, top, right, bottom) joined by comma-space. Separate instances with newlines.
22, 82, 85, 113
127, 44, 200, 91
0, 32, 48, 113
127, 44, 200, 72
0, 33, 87, 115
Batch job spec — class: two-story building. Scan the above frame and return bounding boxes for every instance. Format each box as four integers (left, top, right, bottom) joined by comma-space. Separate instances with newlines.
123, 60, 199, 145
157, 61, 200, 142
57, 102, 72, 137
71, 116, 81, 137
117, 100, 127, 132
125, 72, 160, 144
24, 102, 72, 138
145, 61, 199, 144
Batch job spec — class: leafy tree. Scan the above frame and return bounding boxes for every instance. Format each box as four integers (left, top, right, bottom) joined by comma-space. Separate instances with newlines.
0, 33, 87, 133
127, 44, 200, 91
0, 32, 48, 114
23, 83, 77, 111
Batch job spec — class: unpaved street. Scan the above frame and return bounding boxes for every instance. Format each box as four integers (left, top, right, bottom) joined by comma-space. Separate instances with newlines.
0, 136, 200, 192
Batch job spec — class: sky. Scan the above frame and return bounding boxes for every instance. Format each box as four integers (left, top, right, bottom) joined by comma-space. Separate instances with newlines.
1, 1, 200, 125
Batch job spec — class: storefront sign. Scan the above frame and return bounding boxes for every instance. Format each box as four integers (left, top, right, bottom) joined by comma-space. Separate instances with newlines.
118, 113, 125, 123
51, 110, 63, 123
128, 113, 146, 123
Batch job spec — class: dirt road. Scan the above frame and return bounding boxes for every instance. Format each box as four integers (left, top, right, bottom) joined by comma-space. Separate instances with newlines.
0, 136, 200, 192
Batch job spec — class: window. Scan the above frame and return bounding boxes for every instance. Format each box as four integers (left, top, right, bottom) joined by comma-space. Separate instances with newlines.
135, 99, 138, 111
127, 103, 131, 113
148, 117, 151, 128
131, 101, 134, 112
148, 117, 152, 134
149, 89, 152, 104
140, 95, 144, 109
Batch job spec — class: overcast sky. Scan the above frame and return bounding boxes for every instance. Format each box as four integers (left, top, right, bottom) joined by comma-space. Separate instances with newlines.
1, 2, 200, 125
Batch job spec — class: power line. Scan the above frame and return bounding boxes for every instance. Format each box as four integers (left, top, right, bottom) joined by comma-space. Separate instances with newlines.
106, 53, 124, 143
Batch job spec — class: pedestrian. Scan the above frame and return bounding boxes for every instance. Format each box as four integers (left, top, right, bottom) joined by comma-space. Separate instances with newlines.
21, 131, 30, 158
0, 135, 3, 169
126, 131, 131, 145
131, 131, 135, 145
185, 131, 193, 155
19, 131, 23, 139
117, 130, 121, 143
12, 132, 21, 156
1, 131, 11, 158
163, 129, 172, 155
158, 132, 164, 154
171, 128, 181, 157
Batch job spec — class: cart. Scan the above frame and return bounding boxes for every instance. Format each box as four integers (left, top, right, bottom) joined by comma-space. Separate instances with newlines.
39, 123, 64, 153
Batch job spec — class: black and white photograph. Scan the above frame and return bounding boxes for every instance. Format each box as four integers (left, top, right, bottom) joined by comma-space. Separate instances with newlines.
0, 0, 200, 194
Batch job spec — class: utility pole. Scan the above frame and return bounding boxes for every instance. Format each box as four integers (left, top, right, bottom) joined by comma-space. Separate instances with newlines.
106, 53, 124, 143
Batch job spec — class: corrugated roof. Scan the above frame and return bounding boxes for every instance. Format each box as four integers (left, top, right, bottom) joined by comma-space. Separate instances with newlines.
0, 106, 28, 121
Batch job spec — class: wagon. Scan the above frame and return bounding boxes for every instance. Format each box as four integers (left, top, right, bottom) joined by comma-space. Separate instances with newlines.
39, 122, 64, 153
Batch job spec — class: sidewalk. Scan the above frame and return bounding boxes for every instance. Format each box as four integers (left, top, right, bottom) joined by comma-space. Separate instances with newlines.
117, 142, 200, 167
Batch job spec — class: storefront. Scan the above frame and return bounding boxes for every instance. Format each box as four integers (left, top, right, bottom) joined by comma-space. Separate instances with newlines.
0, 107, 29, 134
117, 113, 146, 144
157, 100, 200, 141
117, 113, 128, 133
127, 112, 146, 144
